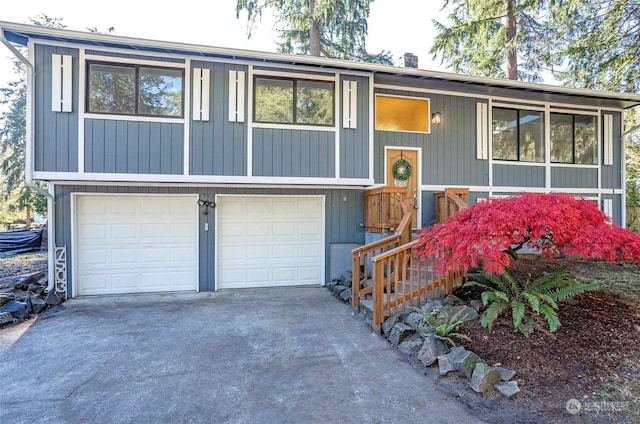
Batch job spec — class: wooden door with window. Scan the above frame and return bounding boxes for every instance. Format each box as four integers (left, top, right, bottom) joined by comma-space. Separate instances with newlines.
386, 148, 418, 228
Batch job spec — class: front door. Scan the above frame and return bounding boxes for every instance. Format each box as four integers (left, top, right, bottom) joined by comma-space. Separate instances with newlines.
386, 148, 418, 228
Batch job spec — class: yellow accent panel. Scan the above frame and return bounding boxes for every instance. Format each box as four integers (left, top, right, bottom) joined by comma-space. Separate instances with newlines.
375, 95, 430, 133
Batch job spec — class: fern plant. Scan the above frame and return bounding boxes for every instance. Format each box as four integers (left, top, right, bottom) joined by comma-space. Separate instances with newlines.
409, 305, 471, 346
467, 268, 599, 337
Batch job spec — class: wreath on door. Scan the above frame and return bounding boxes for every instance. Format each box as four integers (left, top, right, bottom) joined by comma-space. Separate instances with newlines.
392, 158, 412, 181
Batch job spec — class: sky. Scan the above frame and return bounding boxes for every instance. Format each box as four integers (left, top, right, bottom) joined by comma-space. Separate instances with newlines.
0, 0, 451, 87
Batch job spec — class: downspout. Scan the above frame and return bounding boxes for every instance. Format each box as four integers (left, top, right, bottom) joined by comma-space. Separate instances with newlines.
1, 29, 56, 293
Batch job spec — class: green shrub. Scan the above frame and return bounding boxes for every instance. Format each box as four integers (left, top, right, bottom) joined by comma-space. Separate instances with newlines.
410, 305, 471, 346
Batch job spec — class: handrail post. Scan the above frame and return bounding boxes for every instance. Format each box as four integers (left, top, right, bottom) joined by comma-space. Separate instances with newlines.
373, 257, 384, 331
352, 252, 360, 310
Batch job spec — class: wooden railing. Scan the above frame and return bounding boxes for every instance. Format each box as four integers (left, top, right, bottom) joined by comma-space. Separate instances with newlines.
435, 187, 469, 223
370, 242, 464, 329
352, 202, 412, 310
363, 186, 408, 233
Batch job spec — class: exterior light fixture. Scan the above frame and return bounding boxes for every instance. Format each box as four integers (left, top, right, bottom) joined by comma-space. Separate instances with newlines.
431, 112, 442, 126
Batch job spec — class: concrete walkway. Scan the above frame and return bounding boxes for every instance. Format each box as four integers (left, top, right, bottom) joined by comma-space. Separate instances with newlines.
0, 288, 484, 424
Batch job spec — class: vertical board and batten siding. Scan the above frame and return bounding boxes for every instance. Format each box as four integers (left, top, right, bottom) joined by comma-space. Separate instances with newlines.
602, 194, 622, 224
493, 165, 546, 187
420, 191, 488, 225
340, 75, 370, 179
84, 120, 183, 174
601, 111, 622, 189
373, 89, 488, 186
252, 129, 335, 178
34, 44, 79, 172
190, 61, 247, 176
54, 185, 364, 296
550, 167, 598, 188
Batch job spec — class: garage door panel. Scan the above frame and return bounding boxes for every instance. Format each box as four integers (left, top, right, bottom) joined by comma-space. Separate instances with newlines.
217, 196, 323, 289
75, 195, 197, 296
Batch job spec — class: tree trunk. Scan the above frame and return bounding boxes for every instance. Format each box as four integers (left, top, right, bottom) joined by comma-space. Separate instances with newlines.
309, 0, 321, 56
26, 204, 31, 228
504, 0, 517, 80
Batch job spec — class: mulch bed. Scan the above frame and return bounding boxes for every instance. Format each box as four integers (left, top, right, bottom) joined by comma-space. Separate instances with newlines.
455, 257, 640, 422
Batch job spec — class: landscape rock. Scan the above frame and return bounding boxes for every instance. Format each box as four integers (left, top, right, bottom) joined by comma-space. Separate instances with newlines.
14, 271, 45, 290
31, 298, 47, 314
420, 300, 443, 315
469, 299, 484, 313
340, 271, 353, 288
397, 334, 424, 355
438, 346, 466, 376
388, 323, 415, 346
339, 288, 352, 303
381, 314, 400, 337
0, 300, 29, 319
0, 312, 15, 325
0, 294, 11, 307
37, 275, 48, 285
441, 294, 464, 306
45, 290, 62, 306
331, 284, 347, 297
404, 312, 423, 328
494, 366, 516, 381
453, 350, 483, 378
470, 363, 502, 393
27, 283, 45, 295
326, 280, 338, 290
448, 305, 479, 323
494, 381, 521, 399
418, 336, 450, 367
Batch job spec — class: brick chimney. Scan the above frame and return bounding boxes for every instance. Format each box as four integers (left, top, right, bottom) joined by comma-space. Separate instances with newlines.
398, 52, 418, 68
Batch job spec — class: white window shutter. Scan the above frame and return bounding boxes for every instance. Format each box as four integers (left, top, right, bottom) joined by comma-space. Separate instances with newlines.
342, 80, 357, 129
603, 198, 613, 221
228, 70, 245, 122
603, 114, 613, 165
476, 102, 488, 160
192, 68, 210, 121
51, 54, 72, 113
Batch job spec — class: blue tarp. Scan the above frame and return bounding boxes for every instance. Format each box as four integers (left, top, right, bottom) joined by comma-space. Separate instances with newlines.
0, 229, 43, 258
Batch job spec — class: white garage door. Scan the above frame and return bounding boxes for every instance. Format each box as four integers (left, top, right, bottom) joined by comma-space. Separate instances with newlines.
74, 194, 198, 296
217, 196, 324, 289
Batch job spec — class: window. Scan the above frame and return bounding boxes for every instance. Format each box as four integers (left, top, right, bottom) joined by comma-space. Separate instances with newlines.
492, 107, 544, 162
375, 95, 429, 133
254, 77, 334, 126
550, 113, 597, 164
87, 61, 184, 118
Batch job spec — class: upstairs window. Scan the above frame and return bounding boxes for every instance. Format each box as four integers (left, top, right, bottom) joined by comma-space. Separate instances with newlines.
550, 113, 597, 164
492, 107, 544, 162
254, 77, 334, 126
86, 61, 184, 118
375, 95, 430, 133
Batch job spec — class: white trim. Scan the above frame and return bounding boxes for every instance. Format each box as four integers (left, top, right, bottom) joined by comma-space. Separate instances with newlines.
550, 108, 599, 116
384, 146, 422, 228
83, 113, 184, 124
549, 163, 599, 169
622, 113, 627, 227
603, 198, 614, 220
334, 73, 341, 178
476, 102, 488, 160
603, 113, 614, 165
492, 101, 547, 112
51, 54, 61, 112
492, 160, 546, 167
247, 65, 254, 176
545, 104, 551, 190
70, 192, 199, 297
51, 180, 368, 190
252, 68, 337, 81
251, 122, 337, 132
418, 183, 622, 195
62, 54, 72, 112
84, 53, 188, 69
214, 194, 326, 290
183, 58, 191, 176
34, 171, 374, 186
342, 79, 358, 129
47, 183, 55, 293
237, 71, 245, 123
368, 76, 374, 181
192, 68, 202, 121
25, 41, 34, 182
77, 47, 86, 173
488, 98, 493, 196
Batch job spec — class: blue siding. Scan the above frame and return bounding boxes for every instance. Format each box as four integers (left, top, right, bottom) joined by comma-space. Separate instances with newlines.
253, 129, 335, 178
550, 167, 598, 188
84, 119, 183, 174
493, 165, 545, 187
190, 61, 247, 176
54, 185, 365, 296
374, 89, 488, 186
340, 75, 370, 179
34, 44, 79, 172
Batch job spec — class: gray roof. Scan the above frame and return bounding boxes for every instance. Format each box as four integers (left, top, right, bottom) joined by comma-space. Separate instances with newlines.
2, 20, 640, 109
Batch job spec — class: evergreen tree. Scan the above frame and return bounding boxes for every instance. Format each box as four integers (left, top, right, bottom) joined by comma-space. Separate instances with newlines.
236, 0, 392, 64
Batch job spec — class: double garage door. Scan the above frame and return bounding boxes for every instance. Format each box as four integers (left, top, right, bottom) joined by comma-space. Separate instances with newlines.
74, 194, 324, 296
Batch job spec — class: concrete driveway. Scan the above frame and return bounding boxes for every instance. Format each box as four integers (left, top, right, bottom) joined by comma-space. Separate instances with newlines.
0, 288, 484, 423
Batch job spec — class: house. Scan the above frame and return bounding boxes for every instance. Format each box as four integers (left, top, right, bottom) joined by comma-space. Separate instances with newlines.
1, 21, 639, 298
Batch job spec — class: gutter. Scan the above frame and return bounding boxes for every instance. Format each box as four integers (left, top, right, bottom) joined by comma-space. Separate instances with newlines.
1, 29, 56, 293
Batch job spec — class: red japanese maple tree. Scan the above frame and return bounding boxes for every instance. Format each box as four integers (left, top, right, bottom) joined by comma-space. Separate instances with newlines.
413, 192, 640, 275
